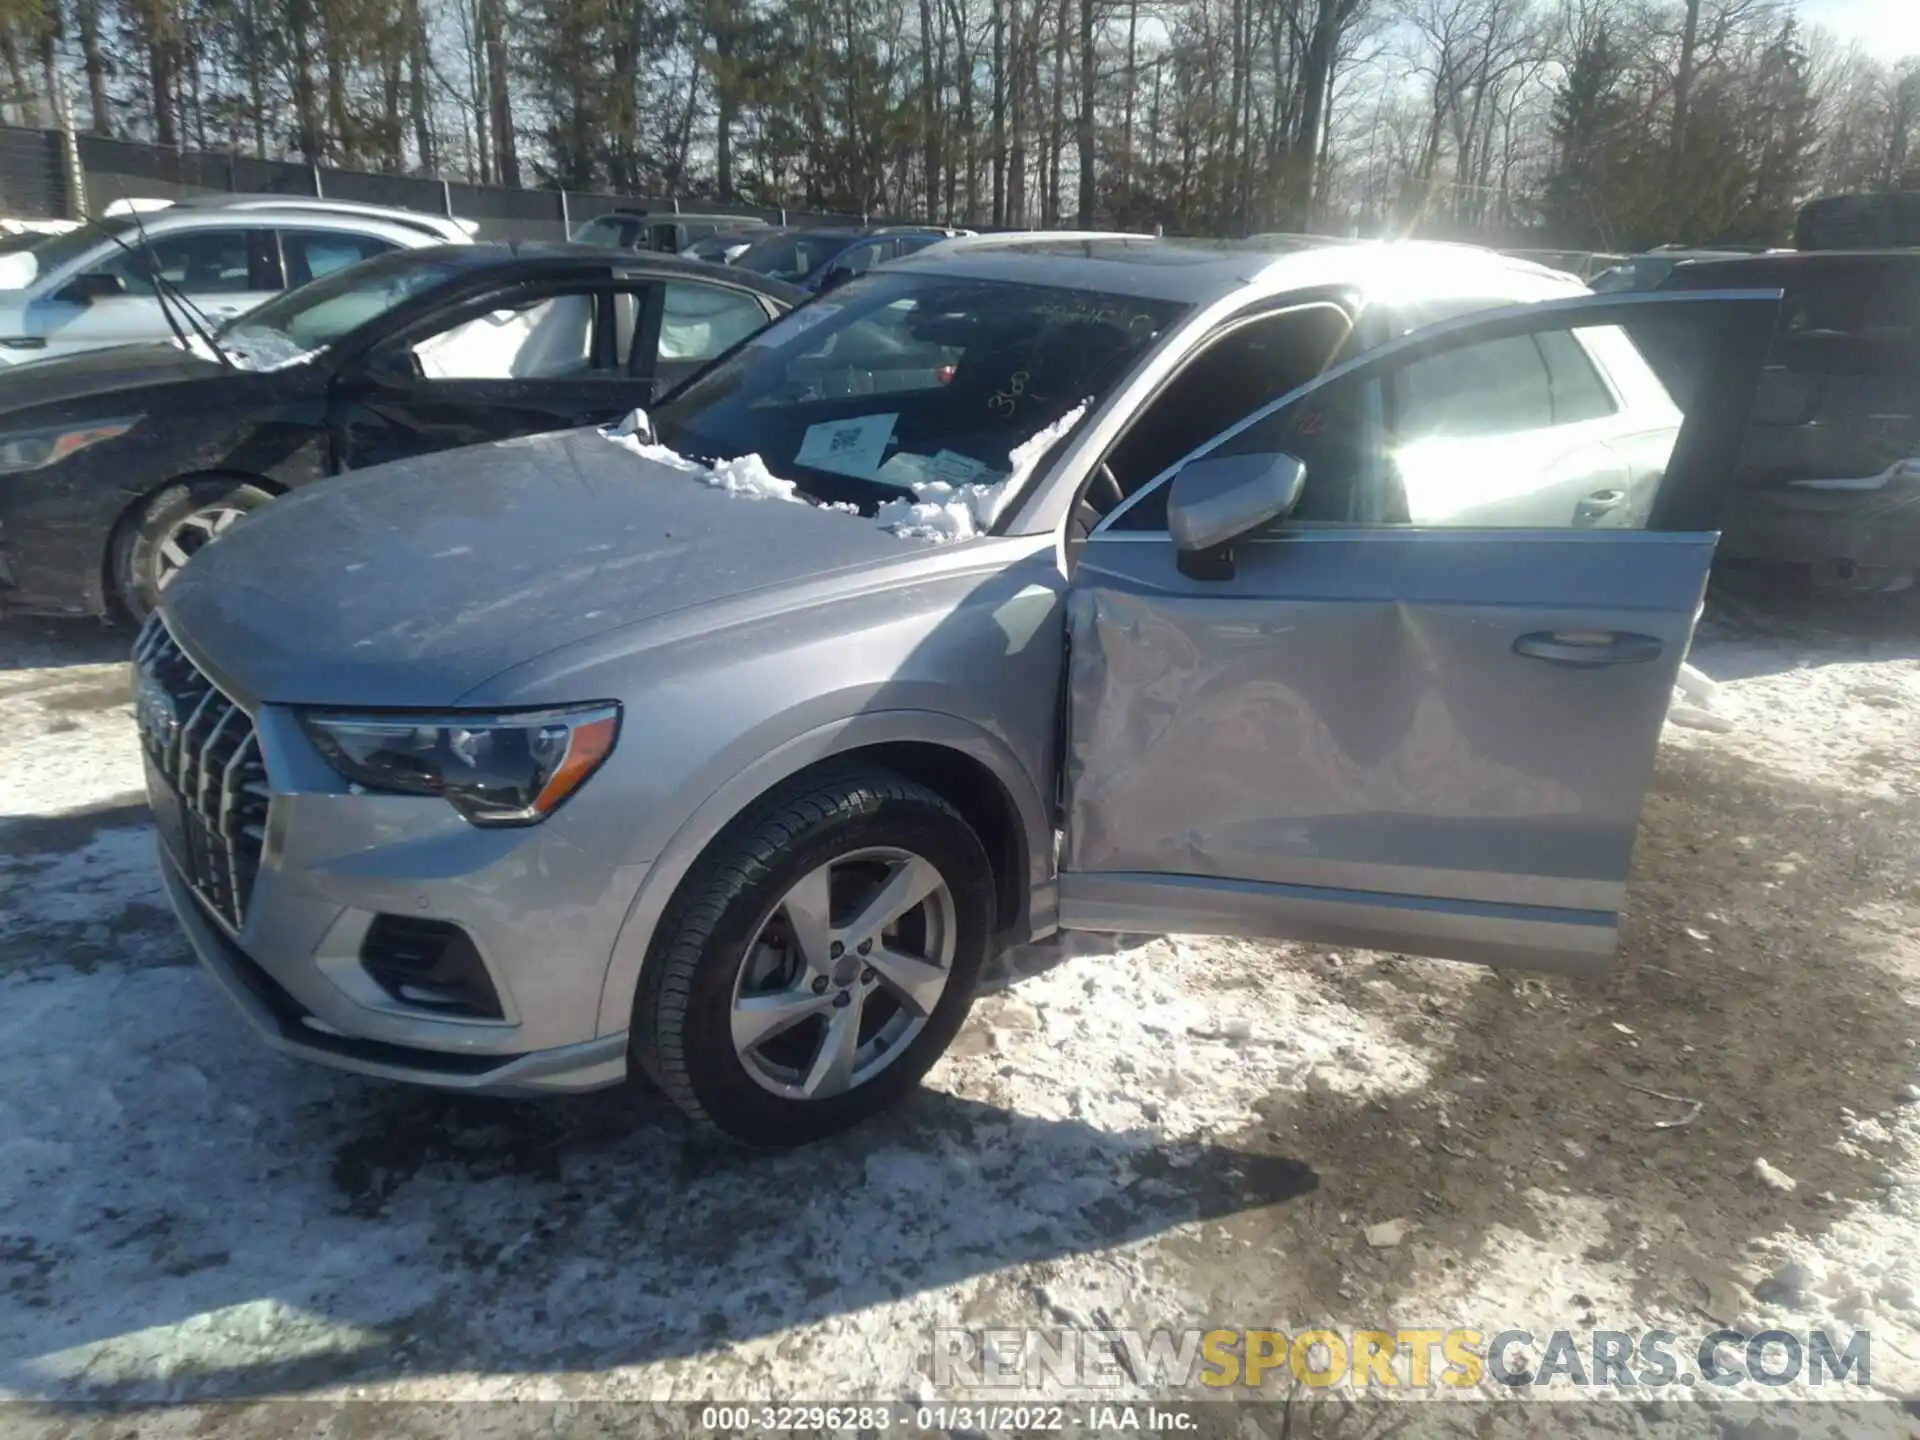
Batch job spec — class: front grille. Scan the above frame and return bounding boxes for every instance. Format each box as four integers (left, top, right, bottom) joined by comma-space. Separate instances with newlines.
134, 615, 269, 932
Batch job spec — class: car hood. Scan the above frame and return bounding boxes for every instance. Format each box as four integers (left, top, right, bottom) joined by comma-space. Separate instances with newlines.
161, 427, 918, 708
0, 340, 229, 410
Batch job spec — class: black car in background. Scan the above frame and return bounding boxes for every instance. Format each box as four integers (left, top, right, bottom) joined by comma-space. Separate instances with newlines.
0, 244, 804, 619
731, 226, 970, 292
1656, 249, 1920, 593
1587, 245, 1762, 294
569, 209, 772, 254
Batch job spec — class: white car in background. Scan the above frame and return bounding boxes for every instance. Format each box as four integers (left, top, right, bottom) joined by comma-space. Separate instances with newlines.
0, 195, 474, 364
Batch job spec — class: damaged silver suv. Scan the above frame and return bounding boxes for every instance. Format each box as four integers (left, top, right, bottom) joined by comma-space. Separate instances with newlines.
138, 235, 1777, 1144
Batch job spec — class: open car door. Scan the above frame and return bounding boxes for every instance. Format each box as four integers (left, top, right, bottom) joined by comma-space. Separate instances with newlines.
1058, 290, 1781, 977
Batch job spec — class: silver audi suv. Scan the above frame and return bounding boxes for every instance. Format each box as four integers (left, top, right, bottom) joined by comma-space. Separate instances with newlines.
137, 235, 1776, 1144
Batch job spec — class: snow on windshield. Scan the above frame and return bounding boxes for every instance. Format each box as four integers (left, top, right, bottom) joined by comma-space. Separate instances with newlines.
214, 329, 321, 371
871, 399, 1090, 542
603, 410, 809, 504
167, 329, 320, 372
601, 402, 1089, 542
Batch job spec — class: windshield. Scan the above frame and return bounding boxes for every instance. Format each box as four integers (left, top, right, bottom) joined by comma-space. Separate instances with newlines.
687, 232, 752, 263
0, 217, 135, 291
571, 215, 632, 248
651, 271, 1188, 513
733, 231, 861, 283
217, 249, 461, 362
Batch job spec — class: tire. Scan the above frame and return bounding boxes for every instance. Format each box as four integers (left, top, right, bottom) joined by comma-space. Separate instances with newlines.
114, 477, 275, 622
633, 765, 995, 1146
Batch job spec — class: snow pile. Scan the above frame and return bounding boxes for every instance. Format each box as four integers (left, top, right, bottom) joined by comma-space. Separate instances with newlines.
168, 329, 320, 374
217, 328, 322, 372
1666, 659, 1735, 733
873, 399, 1091, 544
603, 409, 803, 504
600, 402, 1093, 542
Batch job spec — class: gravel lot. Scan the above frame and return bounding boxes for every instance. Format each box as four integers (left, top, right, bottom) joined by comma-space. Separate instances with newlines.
2, 576, 1918, 1434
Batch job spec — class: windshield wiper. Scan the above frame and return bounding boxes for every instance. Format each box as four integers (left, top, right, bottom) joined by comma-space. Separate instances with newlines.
81, 215, 236, 368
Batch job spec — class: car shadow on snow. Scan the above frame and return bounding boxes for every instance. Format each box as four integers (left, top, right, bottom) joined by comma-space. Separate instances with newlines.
1696, 565, 1920, 681
0, 616, 133, 675
1197, 727, 1920, 1335
12, 1079, 1319, 1402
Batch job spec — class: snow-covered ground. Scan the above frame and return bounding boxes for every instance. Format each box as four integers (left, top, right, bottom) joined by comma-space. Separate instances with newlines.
2, 581, 1918, 1432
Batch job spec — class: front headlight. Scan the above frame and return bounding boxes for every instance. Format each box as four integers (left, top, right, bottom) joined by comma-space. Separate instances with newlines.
300, 704, 621, 826
0, 416, 139, 473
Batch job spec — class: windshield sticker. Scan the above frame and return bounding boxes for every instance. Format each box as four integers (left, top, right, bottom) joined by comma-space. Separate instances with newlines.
878, 449, 1002, 489
747, 302, 842, 348
795, 412, 898, 480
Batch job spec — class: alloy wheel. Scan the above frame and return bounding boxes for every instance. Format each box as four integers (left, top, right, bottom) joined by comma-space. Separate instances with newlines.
729, 846, 957, 1100
155, 504, 250, 590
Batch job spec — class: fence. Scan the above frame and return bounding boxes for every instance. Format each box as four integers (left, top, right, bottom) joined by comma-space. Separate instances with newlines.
0, 123, 870, 242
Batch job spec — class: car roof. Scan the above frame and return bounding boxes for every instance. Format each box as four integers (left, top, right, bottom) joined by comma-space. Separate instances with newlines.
886, 233, 1583, 306
162, 193, 468, 232
398, 241, 810, 301
589, 209, 771, 225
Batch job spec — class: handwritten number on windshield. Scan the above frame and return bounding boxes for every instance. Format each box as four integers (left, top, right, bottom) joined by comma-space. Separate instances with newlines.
988, 370, 1030, 417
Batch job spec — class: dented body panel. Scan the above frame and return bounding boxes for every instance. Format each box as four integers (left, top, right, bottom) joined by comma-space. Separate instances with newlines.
1059, 530, 1714, 975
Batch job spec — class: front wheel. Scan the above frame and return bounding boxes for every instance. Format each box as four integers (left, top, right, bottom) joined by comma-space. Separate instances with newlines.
633, 766, 996, 1145
114, 478, 274, 621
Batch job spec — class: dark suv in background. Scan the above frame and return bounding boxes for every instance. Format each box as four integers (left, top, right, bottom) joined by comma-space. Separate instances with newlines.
1656, 248, 1920, 594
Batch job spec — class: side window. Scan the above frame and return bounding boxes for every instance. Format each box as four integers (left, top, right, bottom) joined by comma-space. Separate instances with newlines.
1536, 330, 1617, 423
838, 240, 892, 275
655, 282, 770, 363
1113, 319, 1682, 534
1393, 333, 1552, 437
1101, 304, 1355, 527
407, 291, 597, 380
280, 229, 396, 288
100, 228, 254, 295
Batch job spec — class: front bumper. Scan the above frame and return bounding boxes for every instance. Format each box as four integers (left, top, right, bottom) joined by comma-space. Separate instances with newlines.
137, 612, 652, 1094
160, 846, 632, 1094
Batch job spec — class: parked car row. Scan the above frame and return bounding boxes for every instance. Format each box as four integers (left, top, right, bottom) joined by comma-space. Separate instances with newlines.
568, 207, 975, 293
0, 213, 1770, 1144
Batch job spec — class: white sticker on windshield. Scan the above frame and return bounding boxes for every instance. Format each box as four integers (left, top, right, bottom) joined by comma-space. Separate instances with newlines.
748, 302, 842, 348
877, 449, 1001, 489
796, 413, 898, 480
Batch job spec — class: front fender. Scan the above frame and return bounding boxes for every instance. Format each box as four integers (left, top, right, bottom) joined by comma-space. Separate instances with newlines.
593, 707, 1055, 1039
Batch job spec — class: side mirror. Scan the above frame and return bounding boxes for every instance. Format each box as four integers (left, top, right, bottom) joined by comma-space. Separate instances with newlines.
54, 271, 128, 305
817, 265, 855, 293
360, 346, 424, 387
1166, 452, 1307, 581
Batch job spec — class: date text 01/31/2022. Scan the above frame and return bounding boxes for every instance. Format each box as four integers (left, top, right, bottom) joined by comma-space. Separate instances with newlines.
698, 1405, 1199, 1431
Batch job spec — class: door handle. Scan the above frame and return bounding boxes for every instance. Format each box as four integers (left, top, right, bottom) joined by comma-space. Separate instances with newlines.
1513, 630, 1665, 667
